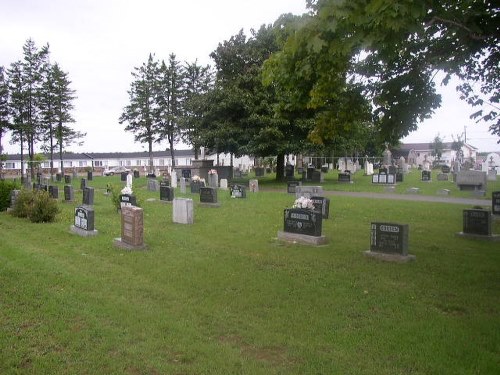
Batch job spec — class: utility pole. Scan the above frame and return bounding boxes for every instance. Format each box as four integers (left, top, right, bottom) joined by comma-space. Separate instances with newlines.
464, 126, 467, 144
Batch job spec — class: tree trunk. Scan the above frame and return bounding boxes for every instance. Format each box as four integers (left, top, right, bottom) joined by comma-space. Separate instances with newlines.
169, 139, 176, 168
148, 140, 154, 174
275, 153, 285, 181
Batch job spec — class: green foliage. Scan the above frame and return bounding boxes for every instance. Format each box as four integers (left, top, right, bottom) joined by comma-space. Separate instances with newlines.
108, 183, 122, 211
0, 179, 20, 211
10, 188, 59, 222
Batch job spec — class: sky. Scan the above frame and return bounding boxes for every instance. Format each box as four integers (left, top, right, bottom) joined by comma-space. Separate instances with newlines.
1, 0, 499, 155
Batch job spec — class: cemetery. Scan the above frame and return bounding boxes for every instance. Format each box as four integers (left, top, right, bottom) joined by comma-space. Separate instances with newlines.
0, 167, 499, 374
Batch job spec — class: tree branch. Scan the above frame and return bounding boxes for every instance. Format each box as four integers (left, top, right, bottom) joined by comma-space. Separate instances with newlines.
426, 16, 485, 41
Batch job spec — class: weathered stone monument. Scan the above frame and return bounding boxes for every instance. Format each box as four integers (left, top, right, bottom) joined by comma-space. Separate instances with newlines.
114, 205, 146, 250
173, 198, 194, 224
220, 179, 228, 190
249, 179, 259, 192
171, 169, 178, 188
364, 222, 415, 262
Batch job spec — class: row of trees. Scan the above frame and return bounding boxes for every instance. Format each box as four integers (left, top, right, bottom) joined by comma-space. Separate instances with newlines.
121, 0, 498, 180
0, 39, 82, 179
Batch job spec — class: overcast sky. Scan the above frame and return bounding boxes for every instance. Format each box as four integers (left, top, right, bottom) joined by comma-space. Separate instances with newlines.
1, 0, 498, 155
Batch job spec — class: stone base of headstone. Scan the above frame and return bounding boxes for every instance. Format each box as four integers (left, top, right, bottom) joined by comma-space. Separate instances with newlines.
277, 231, 328, 246
455, 232, 500, 241
113, 238, 148, 250
363, 250, 416, 263
199, 202, 221, 208
70, 225, 99, 237
437, 189, 451, 196
146, 198, 157, 202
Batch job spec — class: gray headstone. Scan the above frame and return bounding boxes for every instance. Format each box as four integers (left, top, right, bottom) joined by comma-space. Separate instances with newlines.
64, 185, 74, 201
74, 206, 95, 231
370, 222, 409, 255
463, 209, 492, 236
295, 186, 323, 199
82, 187, 94, 206
173, 198, 194, 224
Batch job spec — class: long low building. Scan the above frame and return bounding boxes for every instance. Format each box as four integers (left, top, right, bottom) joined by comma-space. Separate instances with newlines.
0, 150, 255, 177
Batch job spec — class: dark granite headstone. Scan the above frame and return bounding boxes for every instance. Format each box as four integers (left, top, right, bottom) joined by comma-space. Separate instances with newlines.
284, 208, 322, 237
285, 164, 295, 178
493, 191, 500, 216
370, 222, 409, 255
311, 196, 330, 219
87, 171, 93, 181
441, 165, 451, 173
181, 169, 191, 179
121, 172, 128, 182
396, 172, 404, 182
64, 185, 74, 201
255, 167, 265, 177
10, 189, 20, 208
230, 184, 246, 198
421, 170, 431, 181
120, 194, 137, 208
133, 170, 140, 178
338, 172, 351, 183
463, 209, 491, 236
200, 187, 217, 204
48, 185, 59, 199
82, 187, 94, 206
287, 180, 301, 194
56, 173, 62, 182
74, 206, 95, 231
160, 183, 174, 202
306, 167, 315, 180
190, 180, 204, 194
64, 175, 71, 184
80, 178, 87, 190
311, 170, 322, 183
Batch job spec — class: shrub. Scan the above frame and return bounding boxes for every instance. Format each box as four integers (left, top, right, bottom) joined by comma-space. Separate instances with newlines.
10, 189, 60, 223
0, 179, 20, 211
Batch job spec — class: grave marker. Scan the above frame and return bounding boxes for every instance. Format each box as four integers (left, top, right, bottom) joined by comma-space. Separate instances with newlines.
277, 208, 327, 245
114, 206, 146, 249
295, 186, 323, 199
70, 205, 98, 237
287, 180, 301, 194
493, 191, 500, 216
230, 184, 246, 198
173, 198, 194, 224
200, 187, 219, 207
249, 179, 259, 192
119, 193, 137, 208
421, 170, 431, 182
311, 196, 330, 219
48, 185, 59, 199
160, 181, 174, 202
462, 209, 492, 236
82, 187, 94, 206
364, 222, 415, 262
64, 185, 74, 202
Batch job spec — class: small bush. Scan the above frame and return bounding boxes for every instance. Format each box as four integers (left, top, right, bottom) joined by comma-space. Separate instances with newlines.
0, 179, 20, 211
10, 189, 60, 223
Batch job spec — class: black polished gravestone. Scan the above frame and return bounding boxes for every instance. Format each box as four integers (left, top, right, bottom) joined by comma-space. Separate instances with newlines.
462, 209, 492, 236
80, 178, 87, 190
121, 172, 128, 182
285, 164, 295, 178
48, 185, 59, 199
64, 175, 71, 184
421, 170, 431, 181
200, 187, 219, 206
493, 191, 500, 216
70, 205, 98, 237
311, 196, 330, 219
160, 182, 174, 202
64, 185, 74, 202
287, 180, 301, 194
119, 193, 137, 208
190, 180, 205, 194
441, 165, 451, 174
283, 208, 323, 237
338, 171, 351, 183
87, 171, 93, 181
311, 170, 322, 183
56, 173, 62, 182
365, 223, 415, 262
181, 169, 191, 179
230, 184, 246, 198
82, 187, 94, 206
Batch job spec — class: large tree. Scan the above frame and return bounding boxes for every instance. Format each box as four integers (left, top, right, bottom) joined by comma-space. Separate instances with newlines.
119, 54, 159, 173
265, 0, 499, 146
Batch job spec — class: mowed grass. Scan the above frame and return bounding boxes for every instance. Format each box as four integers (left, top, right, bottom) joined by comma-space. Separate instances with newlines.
0, 174, 499, 374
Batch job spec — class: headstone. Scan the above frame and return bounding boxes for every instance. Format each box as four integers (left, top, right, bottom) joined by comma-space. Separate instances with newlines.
64, 185, 74, 202
487, 170, 497, 181
56, 173, 62, 182
437, 173, 449, 181
456, 171, 487, 191
310, 196, 330, 219
71, 206, 98, 237
208, 172, 218, 188
437, 189, 451, 196
441, 165, 451, 173
382, 147, 392, 166
311, 170, 322, 183
171, 169, 178, 188
372, 174, 379, 183
287, 180, 301, 194
255, 167, 265, 177
173, 198, 194, 224
133, 170, 140, 178
181, 169, 191, 179
80, 178, 87, 190
64, 175, 71, 184
9, 189, 20, 209
282, 208, 323, 237
338, 172, 351, 183
306, 167, 315, 180
119, 193, 137, 208
386, 174, 395, 184
160, 181, 174, 202
126, 173, 133, 190
121, 172, 128, 182
200, 187, 219, 206
114, 205, 145, 249
421, 170, 431, 181
249, 179, 259, 192
48, 185, 59, 199
365, 222, 414, 261
147, 178, 159, 192
87, 171, 93, 181
180, 177, 187, 194
395, 172, 404, 182
462, 209, 492, 236
230, 184, 246, 198
295, 186, 323, 199
190, 180, 204, 194
492, 191, 500, 216
388, 165, 397, 175
82, 187, 94, 206
285, 164, 295, 178
220, 179, 228, 190
378, 173, 387, 184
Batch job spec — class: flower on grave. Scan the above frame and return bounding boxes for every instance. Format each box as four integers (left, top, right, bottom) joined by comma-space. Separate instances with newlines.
208, 169, 217, 175
121, 186, 133, 195
192, 175, 206, 184
292, 196, 315, 210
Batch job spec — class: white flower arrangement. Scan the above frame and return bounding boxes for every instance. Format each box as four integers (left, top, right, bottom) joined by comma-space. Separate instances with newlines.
292, 196, 315, 210
208, 169, 217, 175
121, 186, 133, 195
192, 175, 206, 184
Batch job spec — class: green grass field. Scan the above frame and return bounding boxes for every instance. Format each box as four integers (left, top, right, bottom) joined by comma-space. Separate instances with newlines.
1, 171, 499, 374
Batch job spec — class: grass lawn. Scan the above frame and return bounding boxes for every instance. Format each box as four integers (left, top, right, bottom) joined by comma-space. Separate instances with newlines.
1, 172, 499, 374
